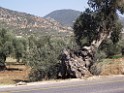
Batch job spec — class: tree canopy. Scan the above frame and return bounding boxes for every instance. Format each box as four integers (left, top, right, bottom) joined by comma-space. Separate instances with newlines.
0, 28, 28, 70
57, 0, 124, 78
74, 0, 124, 48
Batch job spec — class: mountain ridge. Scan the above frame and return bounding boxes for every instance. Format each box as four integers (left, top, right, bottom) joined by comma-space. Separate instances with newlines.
0, 7, 73, 37
44, 9, 81, 26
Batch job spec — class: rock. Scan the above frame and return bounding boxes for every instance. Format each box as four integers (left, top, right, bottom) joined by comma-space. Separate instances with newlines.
16, 81, 27, 86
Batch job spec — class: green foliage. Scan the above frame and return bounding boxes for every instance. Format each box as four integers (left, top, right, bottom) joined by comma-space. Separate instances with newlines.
110, 55, 122, 59
0, 28, 28, 69
73, 9, 99, 46
0, 28, 14, 67
74, 0, 124, 47
90, 63, 102, 75
13, 37, 27, 62
118, 38, 124, 48
110, 22, 123, 44
25, 36, 77, 81
96, 50, 107, 61
97, 39, 118, 58
96, 38, 124, 60
117, 38, 124, 56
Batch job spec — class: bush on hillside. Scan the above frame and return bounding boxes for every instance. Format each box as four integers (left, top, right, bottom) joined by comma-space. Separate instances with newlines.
25, 36, 77, 81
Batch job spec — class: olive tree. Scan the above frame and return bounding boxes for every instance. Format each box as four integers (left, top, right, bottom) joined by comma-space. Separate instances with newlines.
0, 28, 14, 70
58, 0, 124, 78
13, 37, 27, 62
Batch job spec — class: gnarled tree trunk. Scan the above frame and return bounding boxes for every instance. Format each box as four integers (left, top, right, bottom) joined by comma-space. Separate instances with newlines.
57, 32, 108, 78
0, 53, 7, 71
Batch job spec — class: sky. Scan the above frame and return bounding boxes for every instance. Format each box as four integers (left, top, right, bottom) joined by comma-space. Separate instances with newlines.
0, 0, 88, 17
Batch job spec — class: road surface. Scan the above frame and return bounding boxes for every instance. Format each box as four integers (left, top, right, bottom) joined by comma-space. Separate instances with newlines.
1, 76, 124, 93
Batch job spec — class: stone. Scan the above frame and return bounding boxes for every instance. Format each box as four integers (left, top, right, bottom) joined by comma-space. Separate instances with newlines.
16, 81, 27, 86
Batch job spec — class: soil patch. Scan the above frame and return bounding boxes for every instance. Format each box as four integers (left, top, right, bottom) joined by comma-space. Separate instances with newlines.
0, 63, 30, 85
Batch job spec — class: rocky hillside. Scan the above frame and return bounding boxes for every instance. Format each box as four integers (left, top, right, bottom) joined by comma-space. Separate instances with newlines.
0, 7, 73, 37
44, 9, 81, 26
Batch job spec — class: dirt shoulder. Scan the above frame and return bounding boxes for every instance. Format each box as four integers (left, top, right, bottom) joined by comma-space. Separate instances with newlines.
0, 63, 30, 85
0, 75, 124, 88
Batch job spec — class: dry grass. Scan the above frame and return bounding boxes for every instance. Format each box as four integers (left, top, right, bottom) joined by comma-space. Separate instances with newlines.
0, 57, 124, 85
6, 57, 17, 63
100, 57, 124, 75
0, 58, 30, 85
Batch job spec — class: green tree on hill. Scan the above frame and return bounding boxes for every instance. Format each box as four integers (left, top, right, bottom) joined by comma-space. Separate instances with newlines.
0, 28, 14, 70
73, 0, 124, 57
13, 37, 27, 62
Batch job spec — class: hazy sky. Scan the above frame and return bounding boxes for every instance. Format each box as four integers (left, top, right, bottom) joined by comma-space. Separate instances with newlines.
0, 0, 88, 17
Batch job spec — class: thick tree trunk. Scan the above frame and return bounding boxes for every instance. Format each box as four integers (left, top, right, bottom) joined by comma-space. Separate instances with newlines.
0, 53, 7, 71
91, 31, 108, 49
57, 32, 109, 78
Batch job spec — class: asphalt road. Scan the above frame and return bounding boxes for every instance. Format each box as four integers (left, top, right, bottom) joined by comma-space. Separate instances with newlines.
1, 76, 124, 93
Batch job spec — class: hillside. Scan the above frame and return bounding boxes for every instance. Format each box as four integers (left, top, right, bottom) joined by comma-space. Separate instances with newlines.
0, 7, 73, 37
44, 9, 81, 26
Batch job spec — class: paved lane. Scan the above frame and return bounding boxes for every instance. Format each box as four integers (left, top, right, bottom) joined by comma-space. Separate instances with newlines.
1, 76, 124, 93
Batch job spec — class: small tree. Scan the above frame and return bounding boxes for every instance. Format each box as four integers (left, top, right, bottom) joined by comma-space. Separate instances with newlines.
0, 28, 14, 70
13, 37, 27, 62
25, 36, 77, 81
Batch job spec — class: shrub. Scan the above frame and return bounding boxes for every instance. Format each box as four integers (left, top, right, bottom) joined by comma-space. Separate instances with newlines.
25, 36, 77, 81
99, 39, 121, 58
90, 63, 102, 75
